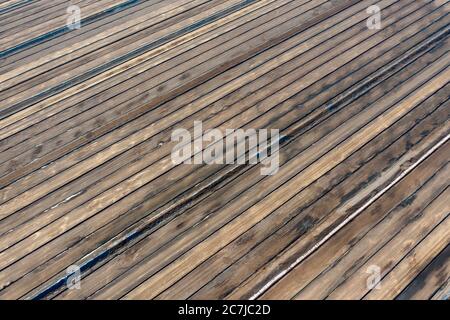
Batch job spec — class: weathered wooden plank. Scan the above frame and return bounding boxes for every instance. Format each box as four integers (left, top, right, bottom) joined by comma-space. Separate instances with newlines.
263, 162, 449, 300
397, 245, 450, 300
324, 183, 449, 299
9, 2, 446, 298
117, 62, 450, 300
165, 100, 450, 300
364, 215, 450, 300
57, 38, 450, 300
1, 0, 388, 298
0, 0, 448, 301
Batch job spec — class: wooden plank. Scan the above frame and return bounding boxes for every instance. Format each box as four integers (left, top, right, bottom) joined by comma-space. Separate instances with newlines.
0, 0, 448, 300
5, 1, 448, 300
0, 1, 296, 132
325, 186, 450, 299
0, 0, 32, 13
364, 216, 450, 300
0, 0, 439, 215
0, 0, 212, 84
0, 0, 239, 106
56, 39, 450, 300
0, 0, 130, 51
222, 64, 450, 300
164, 100, 450, 300
0, 0, 340, 137
262, 162, 450, 299
0, 0, 386, 298
431, 278, 450, 300
0, 0, 68, 27
397, 245, 450, 300
113, 62, 450, 300
0, 0, 173, 67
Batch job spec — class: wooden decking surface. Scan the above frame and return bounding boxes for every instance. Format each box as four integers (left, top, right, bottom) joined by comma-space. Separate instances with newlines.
0, 0, 449, 300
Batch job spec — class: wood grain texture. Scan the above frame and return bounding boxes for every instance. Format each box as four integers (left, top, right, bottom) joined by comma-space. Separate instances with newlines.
0, 0, 448, 300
